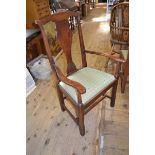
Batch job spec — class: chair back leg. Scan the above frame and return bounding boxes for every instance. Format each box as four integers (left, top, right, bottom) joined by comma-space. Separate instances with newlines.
110, 80, 118, 107
121, 60, 129, 93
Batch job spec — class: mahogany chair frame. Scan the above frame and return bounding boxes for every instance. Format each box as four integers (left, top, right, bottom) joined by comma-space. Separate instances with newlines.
36, 11, 125, 136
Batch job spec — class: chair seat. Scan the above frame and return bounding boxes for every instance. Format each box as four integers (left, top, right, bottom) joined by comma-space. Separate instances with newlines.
59, 67, 116, 104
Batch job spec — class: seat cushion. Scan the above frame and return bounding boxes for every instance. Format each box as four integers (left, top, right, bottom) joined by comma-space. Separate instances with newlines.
59, 67, 116, 104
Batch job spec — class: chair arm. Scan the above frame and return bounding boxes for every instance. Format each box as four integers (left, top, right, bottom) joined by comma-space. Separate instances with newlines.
55, 66, 86, 94
85, 50, 126, 63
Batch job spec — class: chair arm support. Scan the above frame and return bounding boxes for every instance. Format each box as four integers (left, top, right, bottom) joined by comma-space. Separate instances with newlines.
55, 66, 86, 94
85, 50, 126, 63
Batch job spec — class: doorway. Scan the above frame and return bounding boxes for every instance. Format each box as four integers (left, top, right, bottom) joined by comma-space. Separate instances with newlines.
98, 0, 107, 3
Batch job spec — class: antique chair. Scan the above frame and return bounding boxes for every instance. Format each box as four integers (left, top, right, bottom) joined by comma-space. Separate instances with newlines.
36, 11, 125, 136
105, 1, 129, 93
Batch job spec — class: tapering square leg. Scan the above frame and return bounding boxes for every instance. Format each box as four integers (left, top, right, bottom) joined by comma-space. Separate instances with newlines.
56, 86, 65, 112
78, 105, 85, 136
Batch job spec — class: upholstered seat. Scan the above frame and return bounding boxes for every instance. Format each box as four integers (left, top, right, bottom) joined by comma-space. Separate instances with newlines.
59, 67, 116, 104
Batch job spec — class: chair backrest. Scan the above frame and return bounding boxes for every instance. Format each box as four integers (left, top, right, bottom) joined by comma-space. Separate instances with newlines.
36, 11, 87, 77
110, 2, 129, 45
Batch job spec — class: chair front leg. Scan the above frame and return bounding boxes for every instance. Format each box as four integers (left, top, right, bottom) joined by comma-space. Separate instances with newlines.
56, 86, 65, 112
78, 104, 85, 136
110, 80, 118, 107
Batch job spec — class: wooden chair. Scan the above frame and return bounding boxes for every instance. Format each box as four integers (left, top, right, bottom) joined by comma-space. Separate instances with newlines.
105, 2, 129, 93
36, 11, 125, 136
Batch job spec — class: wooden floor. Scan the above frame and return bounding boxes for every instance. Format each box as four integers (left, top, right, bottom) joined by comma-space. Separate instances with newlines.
26, 4, 129, 155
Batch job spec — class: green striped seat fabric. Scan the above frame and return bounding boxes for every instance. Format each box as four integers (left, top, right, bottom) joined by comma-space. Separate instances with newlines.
59, 67, 116, 104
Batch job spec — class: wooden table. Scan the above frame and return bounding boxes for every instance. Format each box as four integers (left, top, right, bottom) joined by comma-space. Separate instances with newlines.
26, 29, 46, 63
